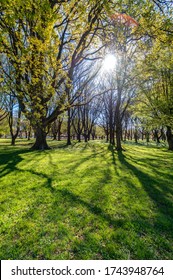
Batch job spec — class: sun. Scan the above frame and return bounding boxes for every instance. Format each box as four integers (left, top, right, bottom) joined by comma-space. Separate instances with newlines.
102, 53, 117, 72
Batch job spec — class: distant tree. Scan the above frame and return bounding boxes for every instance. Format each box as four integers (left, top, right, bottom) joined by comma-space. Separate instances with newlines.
7, 95, 21, 145
134, 41, 173, 149
51, 116, 63, 141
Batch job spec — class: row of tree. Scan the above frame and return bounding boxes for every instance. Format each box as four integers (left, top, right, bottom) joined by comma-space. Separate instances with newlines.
0, 0, 173, 150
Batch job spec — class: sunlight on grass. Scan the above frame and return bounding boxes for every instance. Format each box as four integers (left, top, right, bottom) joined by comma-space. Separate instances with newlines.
0, 139, 173, 259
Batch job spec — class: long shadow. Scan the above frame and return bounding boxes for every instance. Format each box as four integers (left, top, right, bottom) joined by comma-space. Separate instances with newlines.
125, 156, 173, 196
0, 149, 33, 179
53, 188, 172, 259
0, 148, 56, 194
58, 189, 124, 227
1, 143, 172, 259
116, 150, 173, 223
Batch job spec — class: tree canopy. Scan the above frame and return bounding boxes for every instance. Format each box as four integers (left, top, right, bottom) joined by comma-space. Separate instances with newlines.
0, 0, 173, 149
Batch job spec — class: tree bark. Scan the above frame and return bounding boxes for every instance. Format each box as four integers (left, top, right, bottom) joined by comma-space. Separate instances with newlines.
116, 125, 122, 150
67, 108, 71, 145
115, 96, 123, 150
31, 127, 50, 150
57, 121, 62, 141
134, 129, 138, 143
146, 131, 150, 144
11, 135, 16, 146
166, 126, 173, 150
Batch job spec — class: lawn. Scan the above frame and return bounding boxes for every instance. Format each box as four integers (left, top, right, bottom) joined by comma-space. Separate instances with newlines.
0, 139, 173, 260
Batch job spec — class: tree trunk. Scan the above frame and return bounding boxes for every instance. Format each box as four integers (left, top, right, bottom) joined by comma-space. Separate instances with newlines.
166, 126, 173, 150
134, 130, 138, 143
77, 133, 81, 142
84, 130, 88, 142
146, 131, 150, 144
105, 123, 109, 142
67, 108, 71, 145
153, 129, 160, 144
115, 99, 123, 150
11, 135, 16, 146
124, 127, 127, 141
130, 125, 133, 140
52, 133, 57, 140
28, 126, 31, 140
31, 127, 50, 150
57, 124, 61, 141
9, 107, 21, 146
116, 126, 122, 151
57, 131, 61, 141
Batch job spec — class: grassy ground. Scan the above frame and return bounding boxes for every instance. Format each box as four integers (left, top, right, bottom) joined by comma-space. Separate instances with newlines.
0, 139, 173, 260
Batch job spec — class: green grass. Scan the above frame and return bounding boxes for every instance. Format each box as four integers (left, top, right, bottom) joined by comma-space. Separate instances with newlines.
0, 139, 173, 260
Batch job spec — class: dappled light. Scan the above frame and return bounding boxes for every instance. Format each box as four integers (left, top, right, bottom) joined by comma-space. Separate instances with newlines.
0, 140, 173, 259
0, 0, 173, 262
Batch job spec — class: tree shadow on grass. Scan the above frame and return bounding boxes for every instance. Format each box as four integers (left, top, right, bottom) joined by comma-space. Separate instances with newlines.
116, 150, 173, 220
0, 149, 33, 178
50, 188, 172, 259
1, 143, 173, 260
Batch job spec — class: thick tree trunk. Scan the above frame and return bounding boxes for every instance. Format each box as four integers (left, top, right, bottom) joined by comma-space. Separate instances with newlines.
116, 123, 123, 151
31, 127, 50, 150
116, 128, 122, 150
166, 126, 173, 150
11, 135, 16, 146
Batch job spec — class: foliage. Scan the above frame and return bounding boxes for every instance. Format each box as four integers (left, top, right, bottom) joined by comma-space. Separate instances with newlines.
1, 0, 173, 149
0, 116, 9, 136
134, 39, 173, 128
0, 0, 115, 149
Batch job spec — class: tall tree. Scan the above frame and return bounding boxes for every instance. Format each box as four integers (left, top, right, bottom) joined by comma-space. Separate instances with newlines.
0, 0, 112, 149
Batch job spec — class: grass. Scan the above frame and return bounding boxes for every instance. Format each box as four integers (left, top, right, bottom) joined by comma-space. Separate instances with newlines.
0, 138, 173, 260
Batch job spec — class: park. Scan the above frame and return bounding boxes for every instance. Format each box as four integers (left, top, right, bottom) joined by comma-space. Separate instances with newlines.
0, 0, 173, 260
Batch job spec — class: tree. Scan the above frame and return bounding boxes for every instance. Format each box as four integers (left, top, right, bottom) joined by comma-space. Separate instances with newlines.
51, 116, 63, 141
0, 92, 8, 122
1, 0, 172, 150
7, 95, 21, 145
0, 0, 112, 149
134, 37, 173, 149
